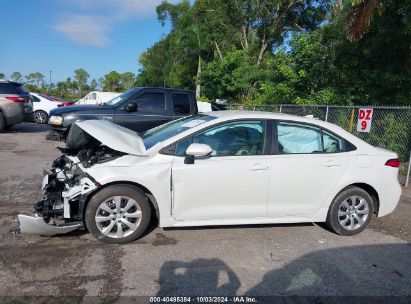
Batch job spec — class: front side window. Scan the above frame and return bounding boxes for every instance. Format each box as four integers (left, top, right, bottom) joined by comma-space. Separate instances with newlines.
190, 121, 266, 157
278, 122, 322, 154
172, 94, 191, 114
133, 93, 165, 113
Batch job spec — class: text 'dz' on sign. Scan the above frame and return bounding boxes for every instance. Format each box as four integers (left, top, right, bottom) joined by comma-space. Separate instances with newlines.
357, 108, 373, 132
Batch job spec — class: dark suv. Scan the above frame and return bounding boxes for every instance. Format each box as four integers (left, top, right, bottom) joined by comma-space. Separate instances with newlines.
0, 80, 32, 130
47, 87, 198, 141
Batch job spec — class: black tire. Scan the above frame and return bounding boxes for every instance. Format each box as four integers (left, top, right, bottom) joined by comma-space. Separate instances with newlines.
0, 113, 6, 131
34, 110, 48, 124
85, 185, 152, 244
326, 186, 374, 236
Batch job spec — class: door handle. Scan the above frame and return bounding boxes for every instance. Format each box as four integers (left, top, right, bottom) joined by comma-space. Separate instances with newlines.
249, 164, 270, 171
322, 161, 341, 167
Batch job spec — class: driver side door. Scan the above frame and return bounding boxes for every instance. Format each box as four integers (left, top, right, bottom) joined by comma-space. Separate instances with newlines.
171, 120, 271, 221
114, 91, 171, 132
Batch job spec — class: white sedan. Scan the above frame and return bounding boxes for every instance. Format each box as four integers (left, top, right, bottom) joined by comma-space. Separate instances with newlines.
18, 111, 402, 243
30, 92, 65, 124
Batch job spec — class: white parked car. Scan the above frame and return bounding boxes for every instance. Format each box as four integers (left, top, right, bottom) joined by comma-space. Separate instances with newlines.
30, 92, 65, 124
76, 91, 121, 105
18, 111, 401, 243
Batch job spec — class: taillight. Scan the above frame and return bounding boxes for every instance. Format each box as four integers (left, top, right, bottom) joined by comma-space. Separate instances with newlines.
5, 96, 25, 102
385, 159, 401, 168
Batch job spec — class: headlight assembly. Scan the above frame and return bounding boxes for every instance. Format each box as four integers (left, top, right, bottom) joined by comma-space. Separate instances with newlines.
49, 115, 63, 125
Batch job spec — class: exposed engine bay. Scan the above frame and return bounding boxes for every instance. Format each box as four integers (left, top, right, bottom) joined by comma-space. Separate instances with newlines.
17, 123, 126, 235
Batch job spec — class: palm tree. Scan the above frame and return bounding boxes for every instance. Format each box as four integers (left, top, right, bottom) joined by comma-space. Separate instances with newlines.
346, 0, 382, 41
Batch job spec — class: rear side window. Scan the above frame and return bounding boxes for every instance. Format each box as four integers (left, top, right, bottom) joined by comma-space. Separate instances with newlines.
15, 84, 28, 95
172, 94, 191, 114
323, 130, 343, 153
277, 121, 349, 154
278, 122, 322, 154
133, 93, 165, 113
31, 95, 40, 102
0, 83, 17, 94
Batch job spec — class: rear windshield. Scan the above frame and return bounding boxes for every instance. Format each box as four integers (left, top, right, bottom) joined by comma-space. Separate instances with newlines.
142, 114, 217, 149
0, 83, 17, 94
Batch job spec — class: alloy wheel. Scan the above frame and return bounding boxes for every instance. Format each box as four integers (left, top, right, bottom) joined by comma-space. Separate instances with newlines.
95, 196, 142, 238
337, 195, 369, 231
34, 111, 48, 124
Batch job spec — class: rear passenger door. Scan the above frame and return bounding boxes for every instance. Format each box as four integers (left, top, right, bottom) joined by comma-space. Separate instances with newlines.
267, 121, 350, 217
115, 91, 171, 133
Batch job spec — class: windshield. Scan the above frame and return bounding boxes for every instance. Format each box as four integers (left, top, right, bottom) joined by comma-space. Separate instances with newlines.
104, 89, 139, 106
142, 114, 217, 149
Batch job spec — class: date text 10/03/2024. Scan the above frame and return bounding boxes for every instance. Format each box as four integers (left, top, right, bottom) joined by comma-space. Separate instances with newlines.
150, 296, 257, 303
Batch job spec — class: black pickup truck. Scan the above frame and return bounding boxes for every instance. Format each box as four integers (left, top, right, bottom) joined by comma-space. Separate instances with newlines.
47, 87, 198, 141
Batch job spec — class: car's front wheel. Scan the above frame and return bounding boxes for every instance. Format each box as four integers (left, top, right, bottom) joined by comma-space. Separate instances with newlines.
326, 186, 374, 236
85, 185, 152, 244
34, 110, 49, 124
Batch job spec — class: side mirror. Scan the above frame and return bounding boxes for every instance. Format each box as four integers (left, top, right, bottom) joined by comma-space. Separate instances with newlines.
124, 102, 138, 112
185, 143, 212, 164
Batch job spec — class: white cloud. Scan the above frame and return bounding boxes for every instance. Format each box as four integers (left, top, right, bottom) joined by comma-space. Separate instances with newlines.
53, 0, 180, 47
54, 15, 110, 47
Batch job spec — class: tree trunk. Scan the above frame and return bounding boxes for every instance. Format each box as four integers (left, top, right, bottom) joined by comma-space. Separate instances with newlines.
257, 35, 268, 66
242, 26, 249, 49
214, 41, 223, 60
196, 55, 201, 98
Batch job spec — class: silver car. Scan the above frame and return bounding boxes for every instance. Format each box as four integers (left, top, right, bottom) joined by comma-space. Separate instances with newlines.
0, 79, 32, 130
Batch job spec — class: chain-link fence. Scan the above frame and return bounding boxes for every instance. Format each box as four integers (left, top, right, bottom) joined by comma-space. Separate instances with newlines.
227, 104, 411, 180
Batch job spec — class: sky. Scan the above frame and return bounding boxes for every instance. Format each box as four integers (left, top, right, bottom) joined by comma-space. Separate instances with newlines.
0, 0, 178, 83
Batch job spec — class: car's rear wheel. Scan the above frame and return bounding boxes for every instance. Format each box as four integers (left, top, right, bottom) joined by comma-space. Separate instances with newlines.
0, 113, 6, 131
34, 110, 48, 124
85, 185, 152, 244
326, 186, 374, 236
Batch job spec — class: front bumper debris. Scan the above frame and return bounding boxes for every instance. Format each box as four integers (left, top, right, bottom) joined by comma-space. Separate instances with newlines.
46, 128, 67, 142
17, 214, 81, 236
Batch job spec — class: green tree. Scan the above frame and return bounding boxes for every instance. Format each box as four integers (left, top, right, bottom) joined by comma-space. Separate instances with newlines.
25, 72, 45, 87
90, 79, 98, 91
10, 72, 22, 82
120, 72, 135, 90
74, 68, 90, 97
0, 73, 5, 79
202, 50, 264, 102
103, 71, 122, 92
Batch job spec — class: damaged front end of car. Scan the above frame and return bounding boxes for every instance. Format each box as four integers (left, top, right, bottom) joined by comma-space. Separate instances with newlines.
16, 120, 146, 236
17, 153, 98, 235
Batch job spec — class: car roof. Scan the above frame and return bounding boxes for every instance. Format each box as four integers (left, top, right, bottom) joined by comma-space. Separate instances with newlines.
0, 79, 22, 85
133, 87, 194, 93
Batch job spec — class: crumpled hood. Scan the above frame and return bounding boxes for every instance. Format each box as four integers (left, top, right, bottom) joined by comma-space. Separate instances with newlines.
74, 120, 147, 156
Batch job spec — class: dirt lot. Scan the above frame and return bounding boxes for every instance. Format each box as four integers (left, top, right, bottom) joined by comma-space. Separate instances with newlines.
0, 123, 410, 299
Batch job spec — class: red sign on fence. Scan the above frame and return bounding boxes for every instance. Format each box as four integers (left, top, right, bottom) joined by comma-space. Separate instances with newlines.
357, 108, 373, 132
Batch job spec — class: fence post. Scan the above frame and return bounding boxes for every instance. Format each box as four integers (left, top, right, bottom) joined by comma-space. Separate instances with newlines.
279, 105, 282, 113
348, 108, 355, 132
325, 106, 329, 122
406, 150, 411, 187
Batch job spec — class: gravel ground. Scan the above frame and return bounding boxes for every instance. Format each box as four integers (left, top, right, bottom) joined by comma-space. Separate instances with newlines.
0, 123, 410, 300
